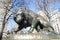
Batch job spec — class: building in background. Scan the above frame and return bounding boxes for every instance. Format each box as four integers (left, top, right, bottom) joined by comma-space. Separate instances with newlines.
50, 9, 60, 34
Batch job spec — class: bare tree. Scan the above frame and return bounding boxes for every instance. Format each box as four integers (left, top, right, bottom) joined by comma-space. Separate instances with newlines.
0, 0, 13, 40
29, 0, 60, 19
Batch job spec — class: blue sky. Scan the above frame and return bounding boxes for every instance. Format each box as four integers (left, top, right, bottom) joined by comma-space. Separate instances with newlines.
7, 0, 60, 31
28, 2, 39, 13
49, 2, 60, 12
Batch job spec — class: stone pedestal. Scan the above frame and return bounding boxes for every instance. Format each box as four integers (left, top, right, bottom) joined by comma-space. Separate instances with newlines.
13, 33, 60, 40
2, 31, 60, 40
